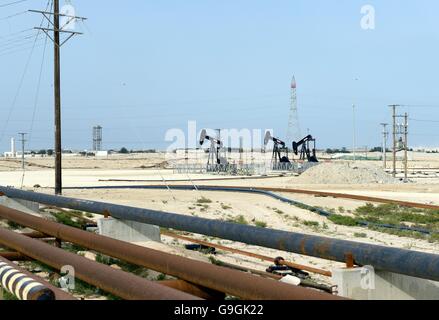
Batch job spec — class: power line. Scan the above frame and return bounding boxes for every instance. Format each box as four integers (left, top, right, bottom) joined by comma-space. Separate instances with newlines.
0, 34, 45, 50
0, 10, 27, 21
410, 118, 439, 123
0, 41, 46, 57
0, 0, 51, 144
0, 0, 28, 8
28, 14, 50, 148
0, 28, 33, 39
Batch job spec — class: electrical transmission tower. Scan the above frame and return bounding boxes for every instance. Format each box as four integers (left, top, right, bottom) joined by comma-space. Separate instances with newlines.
93, 125, 103, 151
286, 76, 301, 143
380, 123, 388, 169
30, 1, 87, 195
389, 105, 409, 181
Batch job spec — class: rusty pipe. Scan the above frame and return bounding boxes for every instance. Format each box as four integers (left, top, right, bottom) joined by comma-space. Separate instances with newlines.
159, 280, 225, 300
0, 256, 75, 300
0, 226, 199, 300
0, 204, 342, 300
0, 251, 30, 261
1, 186, 437, 282
162, 230, 332, 277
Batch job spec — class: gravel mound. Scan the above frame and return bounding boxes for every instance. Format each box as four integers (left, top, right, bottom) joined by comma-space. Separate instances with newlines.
294, 162, 398, 184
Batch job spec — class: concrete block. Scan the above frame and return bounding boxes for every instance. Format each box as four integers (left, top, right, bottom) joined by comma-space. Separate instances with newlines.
97, 217, 161, 243
332, 267, 439, 300
0, 196, 40, 216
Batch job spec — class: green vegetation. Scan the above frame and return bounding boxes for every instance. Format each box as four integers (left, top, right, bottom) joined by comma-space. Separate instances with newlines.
1, 289, 18, 300
303, 220, 320, 227
325, 203, 439, 242
221, 203, 232, 210
51, 211, 86, 229
6, 220, 23, 230
208, 256, 226, 266
354, 232, 367, 238
227, 215, 248, 225
156, 273, 167, 281
254, 220, 267, 228
197, 197, 212, 204
328, 214, 359, 227
355, 203, 439, 229
273, 208, 284, 215
95, 253, 149, 278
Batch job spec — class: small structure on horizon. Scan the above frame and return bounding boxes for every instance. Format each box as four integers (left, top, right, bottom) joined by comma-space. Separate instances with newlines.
93, 125, 103, 152
3, 138, 17, 158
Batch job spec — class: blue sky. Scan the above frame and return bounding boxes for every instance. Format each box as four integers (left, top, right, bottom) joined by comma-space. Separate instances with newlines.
1, 0, 439, 152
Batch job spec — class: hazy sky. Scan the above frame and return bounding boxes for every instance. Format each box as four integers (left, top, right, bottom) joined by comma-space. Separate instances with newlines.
1, 0, 439, 152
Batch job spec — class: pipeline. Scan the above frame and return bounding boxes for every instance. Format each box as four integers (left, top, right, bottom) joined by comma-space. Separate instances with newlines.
1, 187, 439, 282
161, 230, 332, 277
0, 251, 29, 261
0, 256, 60, 300
0, 226, 199, 300
63, 184, 439, 235
0, 204, 340, 300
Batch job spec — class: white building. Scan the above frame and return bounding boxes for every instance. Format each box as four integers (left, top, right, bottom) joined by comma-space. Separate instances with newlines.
3, 138, 16, 158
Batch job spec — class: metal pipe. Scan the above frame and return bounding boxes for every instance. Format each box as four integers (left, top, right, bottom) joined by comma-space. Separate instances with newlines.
0, 204, 341, 300
3, 187, 439, 282
159, 280, 225, 300
0, 226, 199, 300
0, 256, 59, 300
161, 230, 332, 277
0, 251, 30, 261
61, 184, 438, 234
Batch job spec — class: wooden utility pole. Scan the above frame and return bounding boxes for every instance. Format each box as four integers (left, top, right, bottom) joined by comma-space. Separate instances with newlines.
380, 123, 388, 170
404, 113, 408, 182
30, 3, 87, 195
18, 133, 27, 170
54, 0, 62, 194
390, 105, 397, 178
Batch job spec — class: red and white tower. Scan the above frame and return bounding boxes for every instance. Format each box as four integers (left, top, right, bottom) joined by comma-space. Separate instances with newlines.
286, 76, 301, 143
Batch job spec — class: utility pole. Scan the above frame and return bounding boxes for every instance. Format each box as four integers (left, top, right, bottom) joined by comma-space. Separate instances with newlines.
18, 133, 27, 170
352, 104, 356, 161
380, 123, 388, 170
30, 2, 86, 195
53, 0, 61, 195
389, 105, 398, 178
404, 113, 408, 182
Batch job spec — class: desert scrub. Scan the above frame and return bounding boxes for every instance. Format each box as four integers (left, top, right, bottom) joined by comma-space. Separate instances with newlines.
6, 220, 23, 230
328, 214, 359, 227
221, 203, 232, 210
96, 253, 148, 277
197, 197, 212, 204
355, 203, 439, 230
51, 211, 85, 229
354, 232, 367, 238
302, 220, 319, 227
254, 220, 267, 228
227, 215, 248, 225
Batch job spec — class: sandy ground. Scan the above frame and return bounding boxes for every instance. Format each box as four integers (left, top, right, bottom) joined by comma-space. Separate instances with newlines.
1, 154, 439, 288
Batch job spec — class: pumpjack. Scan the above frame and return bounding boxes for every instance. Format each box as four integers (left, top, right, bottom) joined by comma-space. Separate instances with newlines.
264, 131, 290, 164
199, 129, 228, 166
292, 135, 318, 162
